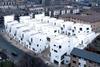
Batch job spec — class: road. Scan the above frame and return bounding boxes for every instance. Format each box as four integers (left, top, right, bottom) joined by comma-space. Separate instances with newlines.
0, 30, 25, 63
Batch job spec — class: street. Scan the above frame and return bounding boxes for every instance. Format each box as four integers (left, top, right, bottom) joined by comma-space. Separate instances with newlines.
0, 27, 49, 67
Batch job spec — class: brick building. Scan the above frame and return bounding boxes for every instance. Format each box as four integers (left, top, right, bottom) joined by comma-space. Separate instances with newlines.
70, 48, 100, 67
59, 10, 100, 32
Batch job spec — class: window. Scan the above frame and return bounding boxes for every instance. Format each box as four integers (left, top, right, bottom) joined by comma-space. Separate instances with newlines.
63, 25, 65, 28
9, 29, 11, 32
37, 44, 39, 47
72, 30, 74, 32
40, 39, 41, 41
14, 32, 16, 36
61, 60, 64, 64
54, 30, 57, 33
79, 63, 80, 65
73, 60, 76, 64
31, 38, 33, 42
54, 60, 58, 64
73, 55, 76, 58
21, 34, 24, 40
81, 41, 83, 44
62, 31, 64, 34
86, 28, 89, 30
47, 20, 49, 23
29, 42, 31, 45
47, 37, 50, 42
54, 50, 57, 53
89, 60, 93, 63
21, 37, 23, 40
61, 54, 65, 60
68, 32, 70, 36
54, 44, 56, 46
84, 64, 86, 67
80, 28, 82, 31
61, 27, 63, 30
74, 27, 76, 29
78, 31, 80, 33
59, 45, 61, 49
32, 48, 35, 51
73, 34, 76, 36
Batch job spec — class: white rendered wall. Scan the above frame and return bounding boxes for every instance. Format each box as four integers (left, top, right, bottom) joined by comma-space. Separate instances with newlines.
4, 15, 14, 26
29, 33, 48, 53
5, 21, 18, 34
22, 30, 39, 48
19, 16, 31, 23
50, 35, 70, 65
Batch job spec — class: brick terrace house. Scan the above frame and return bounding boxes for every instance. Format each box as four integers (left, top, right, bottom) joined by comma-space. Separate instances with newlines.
70, 48, 100, 67
59, 10, 100, 32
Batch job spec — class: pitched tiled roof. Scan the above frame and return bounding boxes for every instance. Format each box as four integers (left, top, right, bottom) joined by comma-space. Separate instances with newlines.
71, 48, 100, 63
60, 10, 100, 23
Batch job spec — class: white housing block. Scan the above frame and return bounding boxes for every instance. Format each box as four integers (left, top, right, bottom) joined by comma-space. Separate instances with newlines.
5, 21, 18, 34
29, 33, 48, 53
19, 16, 31, 22
50, 35, 71, 65
21, 30, 39, 48
72, 23, 92, 35
4, 15, 14, 26
41, 25, 61, 36
35, 13, 45, 22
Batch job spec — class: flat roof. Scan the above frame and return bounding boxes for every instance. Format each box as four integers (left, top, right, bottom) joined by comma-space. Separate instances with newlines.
71, 48, 100, 64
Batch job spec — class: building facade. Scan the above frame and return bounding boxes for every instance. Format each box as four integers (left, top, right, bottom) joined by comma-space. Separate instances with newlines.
70, 48, 100, 67
59, 10, 100, 32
